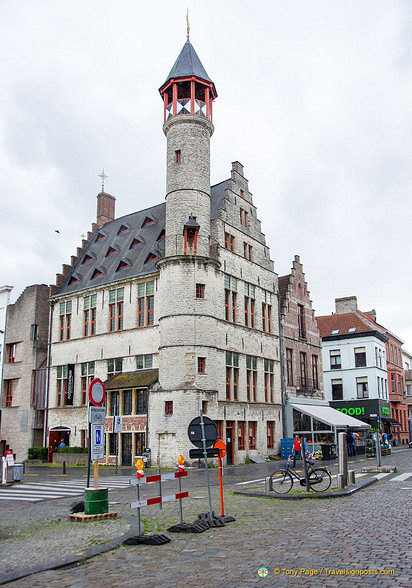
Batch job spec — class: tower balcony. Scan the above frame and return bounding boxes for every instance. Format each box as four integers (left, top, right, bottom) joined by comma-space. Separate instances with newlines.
165, 98, 208, 121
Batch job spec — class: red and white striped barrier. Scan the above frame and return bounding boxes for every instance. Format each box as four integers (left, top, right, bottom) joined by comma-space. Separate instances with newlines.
131, 490, 189, 509
130, 470, 187, 485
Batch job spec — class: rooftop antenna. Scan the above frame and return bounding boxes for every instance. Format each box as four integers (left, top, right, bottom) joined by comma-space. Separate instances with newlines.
98, 168, 108, 191
186, 9, 190, 41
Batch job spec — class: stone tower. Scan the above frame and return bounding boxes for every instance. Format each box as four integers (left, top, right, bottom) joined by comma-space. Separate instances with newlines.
153, 39, 221, 464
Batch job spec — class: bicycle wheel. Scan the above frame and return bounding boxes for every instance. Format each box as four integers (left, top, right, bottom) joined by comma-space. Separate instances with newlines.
308, 468, 331, 492
270, 470, 293, 494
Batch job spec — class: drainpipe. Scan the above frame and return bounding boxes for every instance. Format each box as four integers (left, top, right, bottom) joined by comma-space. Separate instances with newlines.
43, 300, 54, 447
277, 291, 287, 438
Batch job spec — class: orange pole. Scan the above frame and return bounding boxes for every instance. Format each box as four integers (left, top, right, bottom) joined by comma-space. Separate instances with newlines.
218, 455, 225, 516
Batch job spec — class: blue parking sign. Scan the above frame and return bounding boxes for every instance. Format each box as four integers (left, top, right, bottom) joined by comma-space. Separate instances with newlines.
96, 428, 101, 445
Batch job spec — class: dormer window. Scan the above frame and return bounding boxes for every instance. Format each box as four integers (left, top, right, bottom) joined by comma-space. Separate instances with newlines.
142, 216, 155, 228
145, 252, 159, 263
116, 260, 131, 271
183, 215, 200, 255
68, 275, 80, 285
157, 230, 166, 241
106, 246, 117, 257
96, 232, 106, 241
92, 268, 104, 279
117, 224, 130, 235
82, 254, 94, 264
129, 238, 142, 249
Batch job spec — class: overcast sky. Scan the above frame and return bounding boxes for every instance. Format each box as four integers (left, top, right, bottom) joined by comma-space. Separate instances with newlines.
1, 1, 411, 349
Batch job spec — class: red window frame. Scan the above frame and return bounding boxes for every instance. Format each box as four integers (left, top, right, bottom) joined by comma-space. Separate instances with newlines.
202, 400, 208, 415
175, 149, 181, 164
267, 421, 274, 449
165, 400, 173, 415
248, 422, 256, 450
233, 368, 239, 401
109, 303, 116, 332
246, 370, 251, 402
226, 367, 231, 400
238, 421, 245, 450
5, 380, 13, 407
262, 303, 267, 332
264, 372, 269, 403
198, 357, 206, 374
147, 296, 154, 325
225, 232, 235, 252
253, 371, 257, 402
240, 208, 248, 227
196, 284, 205, 299
232, 292, 237, 323
7, 344, 15, 363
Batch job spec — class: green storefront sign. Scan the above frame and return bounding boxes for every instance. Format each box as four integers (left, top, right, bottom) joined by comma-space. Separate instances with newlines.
336, 406, 365, 416
381, 406, 390, 416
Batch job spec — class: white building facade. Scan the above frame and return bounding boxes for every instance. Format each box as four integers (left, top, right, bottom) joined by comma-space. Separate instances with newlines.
47, 39, 283, 467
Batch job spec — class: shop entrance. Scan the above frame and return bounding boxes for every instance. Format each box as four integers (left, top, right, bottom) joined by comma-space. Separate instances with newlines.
122, 433, 132, 466
226, 421, 234, 465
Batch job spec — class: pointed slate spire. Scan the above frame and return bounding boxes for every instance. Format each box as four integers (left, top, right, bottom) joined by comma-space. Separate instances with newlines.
163, 40, 214, 86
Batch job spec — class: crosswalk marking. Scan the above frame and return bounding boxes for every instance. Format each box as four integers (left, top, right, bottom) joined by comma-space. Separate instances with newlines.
389, 473, 412, 482
0, 477, 131, 502
374, 473, 391, 480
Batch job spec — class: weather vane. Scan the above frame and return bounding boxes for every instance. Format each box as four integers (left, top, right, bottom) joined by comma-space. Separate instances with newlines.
186, 9, 190, 41
98, 168, 108, 191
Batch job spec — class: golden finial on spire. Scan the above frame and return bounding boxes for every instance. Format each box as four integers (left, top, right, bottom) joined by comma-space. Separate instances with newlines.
186, 9, 190, 41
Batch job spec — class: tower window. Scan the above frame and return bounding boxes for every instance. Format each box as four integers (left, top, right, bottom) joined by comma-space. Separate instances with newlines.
165, 401, 173, 415
198, 357, 206, 374
175, 150, 181, 164
196, 284, 205, 299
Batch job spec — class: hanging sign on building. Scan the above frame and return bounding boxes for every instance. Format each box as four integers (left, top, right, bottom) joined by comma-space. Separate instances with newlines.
66, 364, 75, 406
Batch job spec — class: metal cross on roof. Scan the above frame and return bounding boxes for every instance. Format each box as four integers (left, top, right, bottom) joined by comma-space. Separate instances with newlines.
98, 168, 108, 191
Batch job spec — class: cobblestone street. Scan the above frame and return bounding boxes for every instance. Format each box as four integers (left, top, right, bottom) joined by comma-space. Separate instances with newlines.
1, 449, 411, 587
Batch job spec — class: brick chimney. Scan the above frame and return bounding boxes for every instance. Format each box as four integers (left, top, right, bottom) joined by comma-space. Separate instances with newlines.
335, 296, 357, 314
97, 191, 116, 228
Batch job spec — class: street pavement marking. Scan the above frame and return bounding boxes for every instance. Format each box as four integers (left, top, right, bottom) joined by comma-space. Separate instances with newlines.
374, 473, 391, 480
389, 473, 412, 482
234, 478, 265, 486
0, 476, 131, 502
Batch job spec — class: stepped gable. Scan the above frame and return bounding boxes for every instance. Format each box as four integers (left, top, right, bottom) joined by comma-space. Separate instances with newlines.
55, 202, 166, 296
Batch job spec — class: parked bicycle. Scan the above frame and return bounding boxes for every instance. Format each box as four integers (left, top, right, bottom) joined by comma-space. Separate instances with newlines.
270, 453, 332, 494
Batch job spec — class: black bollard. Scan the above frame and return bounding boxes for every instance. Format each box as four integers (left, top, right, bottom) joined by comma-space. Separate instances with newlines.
63, 460, 66, 475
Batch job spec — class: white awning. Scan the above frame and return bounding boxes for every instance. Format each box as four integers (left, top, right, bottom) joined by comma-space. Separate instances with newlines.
291, 404, 369, 429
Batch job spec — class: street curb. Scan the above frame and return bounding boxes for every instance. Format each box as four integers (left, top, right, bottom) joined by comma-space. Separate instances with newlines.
233, 477, 378, 500
0, 514, 141, 586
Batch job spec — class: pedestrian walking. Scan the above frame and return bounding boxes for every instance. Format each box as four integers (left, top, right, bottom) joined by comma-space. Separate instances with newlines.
292, 435, 302, 466
346, 430, 355, 457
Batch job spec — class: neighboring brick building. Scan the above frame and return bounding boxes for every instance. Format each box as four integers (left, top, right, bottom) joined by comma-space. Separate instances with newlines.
402, 349, 412, 441
47, 38, 282, 467
1, 285, 49, 461
278, 256, 325, 437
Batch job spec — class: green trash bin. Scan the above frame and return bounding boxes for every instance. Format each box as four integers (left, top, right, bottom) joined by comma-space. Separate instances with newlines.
84, 487, 108, 515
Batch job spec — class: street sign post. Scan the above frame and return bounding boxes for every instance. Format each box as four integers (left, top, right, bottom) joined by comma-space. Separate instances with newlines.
114, 416, 122, 433
91, 425, 105, 461
88, 378, 106, 406
188, 413, 218, 517
88, 406, 106, 425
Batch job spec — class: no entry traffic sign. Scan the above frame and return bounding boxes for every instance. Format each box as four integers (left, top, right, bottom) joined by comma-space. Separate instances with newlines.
88, 378, 106, 407
188, 416, 218, 448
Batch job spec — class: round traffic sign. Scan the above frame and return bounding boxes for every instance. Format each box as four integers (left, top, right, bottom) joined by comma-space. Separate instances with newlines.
88, 378, 106, 406
188, 416, 218, 448
213, 439, 227, 458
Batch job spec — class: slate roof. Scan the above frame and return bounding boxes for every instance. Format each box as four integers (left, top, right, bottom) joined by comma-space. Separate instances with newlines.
55, 181, 230, 297
162, 40, 214, 87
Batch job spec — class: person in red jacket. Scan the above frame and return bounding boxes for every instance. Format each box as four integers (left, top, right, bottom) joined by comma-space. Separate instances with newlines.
292, 435, 302, 466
